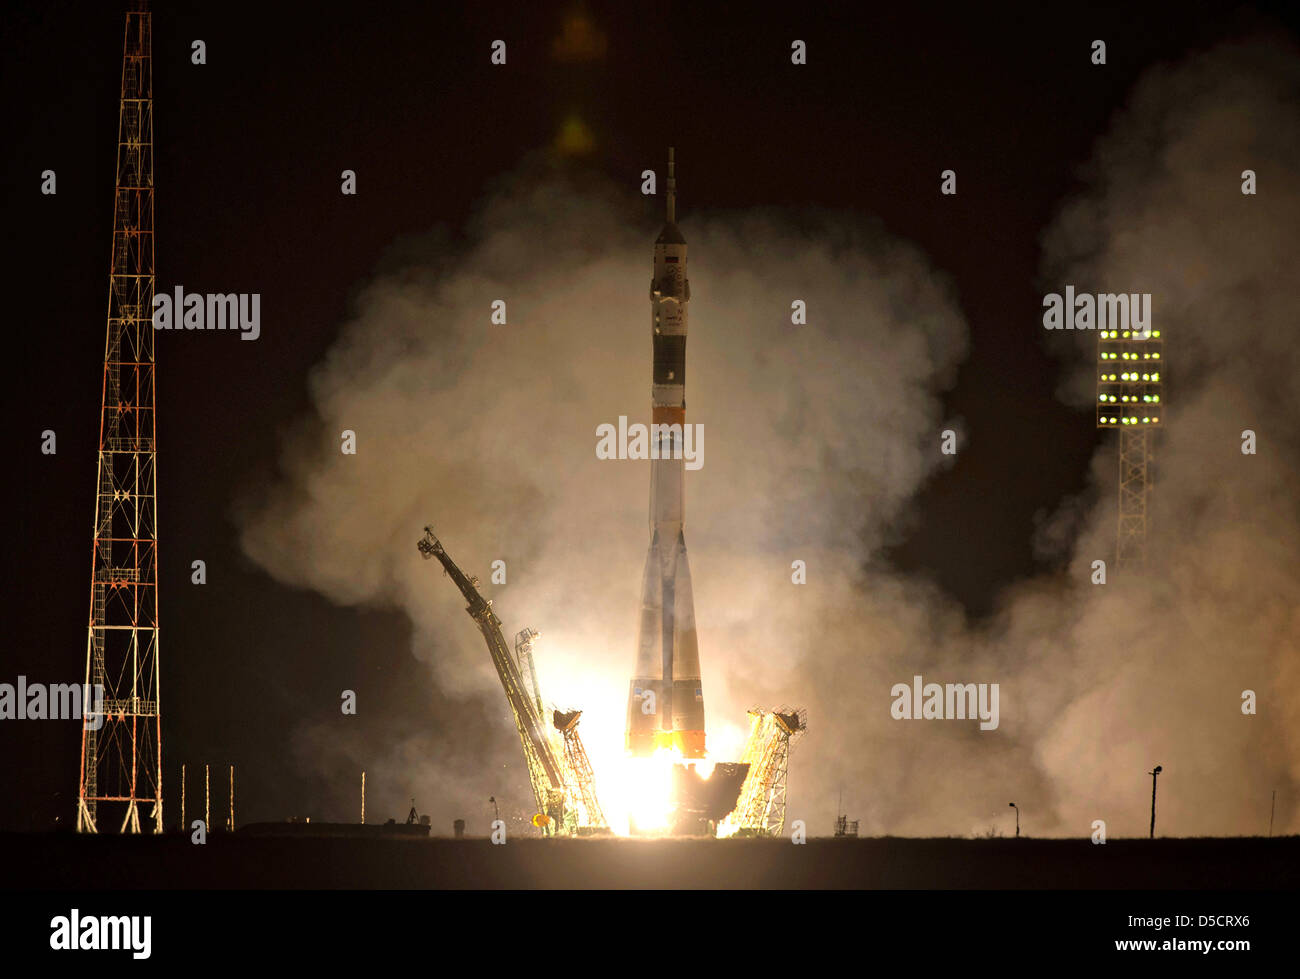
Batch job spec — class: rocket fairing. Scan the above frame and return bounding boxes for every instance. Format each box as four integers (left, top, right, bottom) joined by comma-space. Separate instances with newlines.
626, 149, 706, 759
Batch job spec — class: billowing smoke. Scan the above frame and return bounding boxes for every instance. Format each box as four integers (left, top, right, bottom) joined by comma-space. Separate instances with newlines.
236, 157, 970, 834
1024, 35, 1300, 837
239, 35, 1300, 838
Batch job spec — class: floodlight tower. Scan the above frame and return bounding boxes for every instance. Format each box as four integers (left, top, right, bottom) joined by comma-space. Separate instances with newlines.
77, 2, 163, 834
1096, 323, 1164, 570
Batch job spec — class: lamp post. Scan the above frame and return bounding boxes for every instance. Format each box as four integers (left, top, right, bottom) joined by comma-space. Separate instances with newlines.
1148, 766, 1163, 839
1009, 802, 1019, 839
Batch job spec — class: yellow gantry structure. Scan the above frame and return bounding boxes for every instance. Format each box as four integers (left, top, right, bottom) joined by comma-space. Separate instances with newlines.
724, 708, 807, 837
517, 628, 608, 832
419, 528, 606, 835
419, 529, 567, 832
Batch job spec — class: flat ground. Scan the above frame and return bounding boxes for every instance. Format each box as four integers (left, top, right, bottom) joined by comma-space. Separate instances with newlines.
4, 833, 1297, 888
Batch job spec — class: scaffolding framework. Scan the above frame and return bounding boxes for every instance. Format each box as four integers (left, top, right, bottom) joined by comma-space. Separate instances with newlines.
513, 627, 607, 832
724, 707, 806, 836
554, 708, 608, 832
1117, 428, 1151, 569
77, 5, 162, 835
419, 531, 569, 833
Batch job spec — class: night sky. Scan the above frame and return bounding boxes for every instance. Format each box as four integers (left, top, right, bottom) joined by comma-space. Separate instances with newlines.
3, 0, 1297, 832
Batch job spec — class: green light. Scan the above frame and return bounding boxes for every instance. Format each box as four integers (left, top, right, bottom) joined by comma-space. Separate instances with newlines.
1153, 353, 1160, 359
1153, 330, 1160, 338
1153, 395, 1159, 403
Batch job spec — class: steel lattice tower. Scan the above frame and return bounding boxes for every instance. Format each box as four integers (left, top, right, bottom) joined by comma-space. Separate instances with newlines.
77, 3, 162, 834
726, 707, 807, 836
1117, 429, 1150, 568
1096, 320, 1164, 571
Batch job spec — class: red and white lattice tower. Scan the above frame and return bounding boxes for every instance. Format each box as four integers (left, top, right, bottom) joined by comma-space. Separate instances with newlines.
77, 2, 162, 834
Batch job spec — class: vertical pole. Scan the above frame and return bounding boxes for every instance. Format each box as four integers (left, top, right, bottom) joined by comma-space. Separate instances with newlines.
361, 771, 366, 825
180, 763, 185, 831
228, 765, 234, 832
204, 764, 210, 831
1149, 771, 1158, 839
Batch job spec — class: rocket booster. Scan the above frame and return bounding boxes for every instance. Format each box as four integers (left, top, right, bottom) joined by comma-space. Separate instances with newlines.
626, 148, 705, 759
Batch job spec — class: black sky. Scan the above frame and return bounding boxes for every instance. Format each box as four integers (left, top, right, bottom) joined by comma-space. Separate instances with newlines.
2, 0, 1297, 831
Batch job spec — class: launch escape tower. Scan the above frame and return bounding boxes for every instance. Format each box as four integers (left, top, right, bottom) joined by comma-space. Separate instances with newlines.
78, 3, 163, 834
1097, 323, 1163, 570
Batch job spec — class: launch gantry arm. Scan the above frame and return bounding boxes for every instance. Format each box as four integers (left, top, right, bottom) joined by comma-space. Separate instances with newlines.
725, 708, 807, 836
417, 527, 567, 827
517, 628, 608, 832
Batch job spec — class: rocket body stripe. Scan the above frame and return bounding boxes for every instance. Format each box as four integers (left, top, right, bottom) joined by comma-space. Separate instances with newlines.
627, 149, 705, 759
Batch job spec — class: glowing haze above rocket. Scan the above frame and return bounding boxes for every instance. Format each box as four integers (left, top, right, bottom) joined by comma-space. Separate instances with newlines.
626, 148, 706, 759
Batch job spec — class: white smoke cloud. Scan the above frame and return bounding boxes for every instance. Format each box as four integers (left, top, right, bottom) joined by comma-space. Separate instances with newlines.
237, 157, 970, 833
1026, 35, 1300, 836
240, 34, 1300, 838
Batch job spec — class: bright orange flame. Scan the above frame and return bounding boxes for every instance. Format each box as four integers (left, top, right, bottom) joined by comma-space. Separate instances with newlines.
623, 749, 678, 832
599, 747, 724, 834
515, 631, 746, 836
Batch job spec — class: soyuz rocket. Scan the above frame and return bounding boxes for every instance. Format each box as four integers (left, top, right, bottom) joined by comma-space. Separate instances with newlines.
626, 149, 706, 759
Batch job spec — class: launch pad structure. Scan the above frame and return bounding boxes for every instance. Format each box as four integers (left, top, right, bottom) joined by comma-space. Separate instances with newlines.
724, 708, 808, 837
418, 528, 607, 835
414, 152, 805, 838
